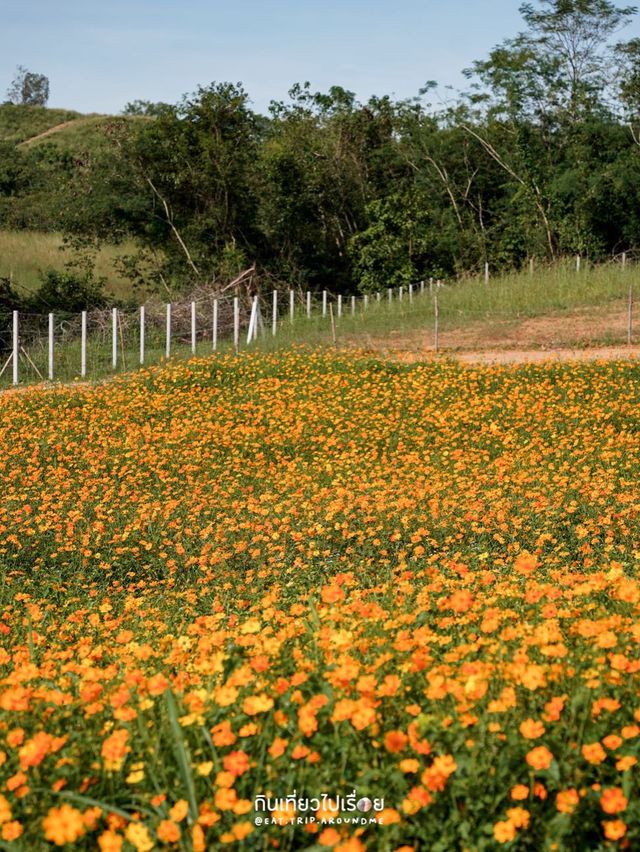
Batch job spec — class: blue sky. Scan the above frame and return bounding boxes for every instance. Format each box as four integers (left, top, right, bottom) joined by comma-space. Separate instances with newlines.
3, 1, 640, 115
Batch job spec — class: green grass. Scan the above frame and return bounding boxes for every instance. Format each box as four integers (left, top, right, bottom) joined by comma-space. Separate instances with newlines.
18, 114, 151, 153
0, 230, 141, 300
255, 260, 636, 351
0, 259, 637, 389
0, 103, 84, 144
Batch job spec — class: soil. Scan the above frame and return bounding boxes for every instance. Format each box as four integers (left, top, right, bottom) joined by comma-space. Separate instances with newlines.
344, 301, 639, 364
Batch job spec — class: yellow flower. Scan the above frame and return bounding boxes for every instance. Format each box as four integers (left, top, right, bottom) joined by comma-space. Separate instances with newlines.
124, 822, 154, 852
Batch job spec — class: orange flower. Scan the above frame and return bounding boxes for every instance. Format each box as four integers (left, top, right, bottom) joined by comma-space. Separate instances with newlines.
169, 800, 189, 822
242, 694, 274, 715
157, 820, 181, 844
510, 784, 529, 801
506, 807, 530, 829
582, 742, 607, 764
269, 737, 288, 758
319, 827, 341, 846
223, 750, 250, 777
0, 795, 11, 825
493, 820, 517, 843
384, 730, 409, 753
600, 788, 628, 815
422, 755, 457, 791
1, 821, 23, 842
101, 729, 130, 771
555, 789, 579, 814
98, 830, 123, 852
525, 746, 553, 771
42, 804, 86, 846
603, 820, 627, 840
519, 719, 545, 739
514, 552, 538, 574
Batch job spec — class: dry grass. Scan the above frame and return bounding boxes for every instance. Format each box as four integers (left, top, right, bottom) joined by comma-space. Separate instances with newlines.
0, 230, 139, 299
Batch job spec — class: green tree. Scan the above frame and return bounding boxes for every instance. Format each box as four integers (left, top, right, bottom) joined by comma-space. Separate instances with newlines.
6, 65, 50, 106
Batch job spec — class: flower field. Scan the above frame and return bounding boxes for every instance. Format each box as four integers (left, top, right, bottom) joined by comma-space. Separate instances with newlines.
0, 348, 639, 850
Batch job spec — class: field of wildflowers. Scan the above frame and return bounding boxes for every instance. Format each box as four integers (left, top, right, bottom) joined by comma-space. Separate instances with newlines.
0, 348, 639, 850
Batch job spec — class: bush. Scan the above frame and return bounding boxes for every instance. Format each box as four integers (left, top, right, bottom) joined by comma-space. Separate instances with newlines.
31, 269, 108, 312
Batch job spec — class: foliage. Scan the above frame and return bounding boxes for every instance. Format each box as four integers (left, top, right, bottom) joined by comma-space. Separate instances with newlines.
31, 269, 108, 312
3, 1, 640, 294
6, 65, 50, 107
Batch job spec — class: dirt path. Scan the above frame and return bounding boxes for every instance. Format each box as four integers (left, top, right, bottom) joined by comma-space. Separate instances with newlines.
348, 301, 639, 364
392, 345, 640, 365
18, 117, 101, 147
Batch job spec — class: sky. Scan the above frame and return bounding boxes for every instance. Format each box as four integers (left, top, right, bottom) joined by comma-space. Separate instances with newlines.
3, 0, 640, 115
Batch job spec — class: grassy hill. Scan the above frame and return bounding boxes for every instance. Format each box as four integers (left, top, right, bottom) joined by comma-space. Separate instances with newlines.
0, 104, 151, 298
0, 103, 86, 144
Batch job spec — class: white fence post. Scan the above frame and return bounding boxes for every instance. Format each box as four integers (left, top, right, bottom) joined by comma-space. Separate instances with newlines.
351, 295, 356, 315
322, 290, 327, 317
165, 303, 171, 358
48, 313, 54, 381
247, 295, 258, 344
434, 293, 439, 353
139, 306, 145, 365
306, 291, 311, 318
337, 294, 342, 317
399, 286, 404, 301
289, 290, 294, 323
272, 290, 278, 336
12, 311, 18, 386
233, 297, 239, 352
420, 280, 425, 294
191, 301, 197, 354
408, 285, 413, 303
81, 311, 87, 378
212, 299, 218, 350
622, 251, 627, 269
364, 294, 369, 310
388, 288, 392, 305
112, 307, 118, 370
576, 254, 581, 273
377, 291, 381, 302
484, 262, 490, 284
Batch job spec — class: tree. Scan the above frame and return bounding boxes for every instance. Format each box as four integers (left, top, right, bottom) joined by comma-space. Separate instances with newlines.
6, 65, 50, 106
468, 0, 637, 125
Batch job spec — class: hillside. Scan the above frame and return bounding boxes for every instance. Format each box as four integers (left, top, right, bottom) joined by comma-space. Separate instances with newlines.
0, 103, 85, 144
0, 102, 150, 153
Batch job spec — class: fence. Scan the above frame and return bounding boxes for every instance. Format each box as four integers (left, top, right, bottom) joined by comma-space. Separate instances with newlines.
0, 263, 637, 388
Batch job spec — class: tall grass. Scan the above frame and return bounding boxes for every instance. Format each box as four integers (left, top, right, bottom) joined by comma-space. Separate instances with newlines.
0, 230, 139, 299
